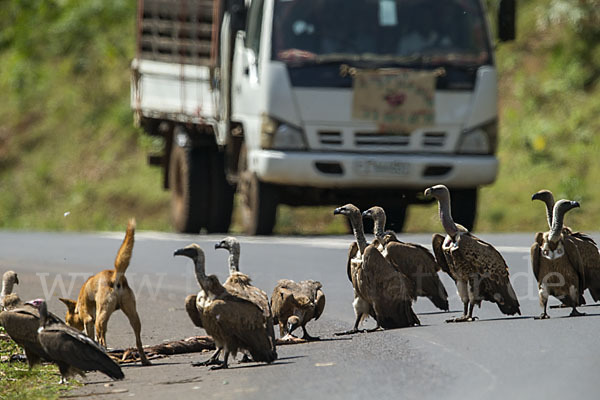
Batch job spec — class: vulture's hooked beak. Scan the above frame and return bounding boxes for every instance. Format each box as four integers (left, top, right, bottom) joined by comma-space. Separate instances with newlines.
14, 275, 19, 285
424, 187, 433, 198
361, 209, 372, 219
333, 207, 344, 216
174, 247, 195, 259
215, 241, 226, 250
571, 201, 581, 208
531, 192, 542, 201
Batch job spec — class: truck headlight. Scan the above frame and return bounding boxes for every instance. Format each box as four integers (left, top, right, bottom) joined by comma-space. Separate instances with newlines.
261, 115, 307, 150
457, 119, 497, 155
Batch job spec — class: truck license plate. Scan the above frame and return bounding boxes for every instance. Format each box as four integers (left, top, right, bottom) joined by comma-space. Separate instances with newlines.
353, 159, 410, 176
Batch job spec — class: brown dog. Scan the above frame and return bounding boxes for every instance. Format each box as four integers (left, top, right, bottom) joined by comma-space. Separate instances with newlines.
59, 219, 150, 365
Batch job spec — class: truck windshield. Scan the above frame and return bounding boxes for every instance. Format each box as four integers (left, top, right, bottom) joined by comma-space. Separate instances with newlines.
272, 0, 491, 66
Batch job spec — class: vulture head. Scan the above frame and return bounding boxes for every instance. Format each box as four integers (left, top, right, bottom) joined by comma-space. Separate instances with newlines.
361, 206, 385, 222
174, 243, 204, 261
59, 298, 84, 331
286, 315, 301, 335
1, 270, 19, 293
424, 184, 450, 201
214, 236, 239, 252
531, 189, 554, 204
333, 204, 360, 218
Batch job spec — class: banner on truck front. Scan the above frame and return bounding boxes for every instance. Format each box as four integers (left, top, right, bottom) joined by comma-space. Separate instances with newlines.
350, 68, 441, 133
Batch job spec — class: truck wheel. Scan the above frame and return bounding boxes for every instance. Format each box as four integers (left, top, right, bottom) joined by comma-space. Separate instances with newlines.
450, 188, 477, 231
238, 145, 278, 235
206, 149, 235, 233
385, 204, 407, 233
169, 145, 209, 233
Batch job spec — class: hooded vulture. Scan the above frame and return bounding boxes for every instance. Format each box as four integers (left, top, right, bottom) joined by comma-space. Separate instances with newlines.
36, 300, 124, 383
426, 185, 521, 322
174, 244, 277, 369
362, 206, 449, 311
531, 199, 586, 318
215, 236, 276, 358
532, 189, 600, 302
1, 270, 20, 311
0, 299, 60, 369
334, 204, 420, 330
270, 279, 325, 340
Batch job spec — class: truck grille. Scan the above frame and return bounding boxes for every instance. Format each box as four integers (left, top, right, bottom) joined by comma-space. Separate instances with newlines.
318, 130, 447, 151
138, 0, 215, 65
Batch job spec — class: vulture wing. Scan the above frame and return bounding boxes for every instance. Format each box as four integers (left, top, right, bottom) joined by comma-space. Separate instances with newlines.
0, 308, 49, 367
455, 234, 521, 316
361, 245, 420, 329
38, 324, 124, 380
346, 242, 359, 283
563, 236, 586, 295
314, 289, 326, 321
385, 241, 449, 310
185, 294, 203, 328
432, 234, 454, 280
205, 296, 276, 363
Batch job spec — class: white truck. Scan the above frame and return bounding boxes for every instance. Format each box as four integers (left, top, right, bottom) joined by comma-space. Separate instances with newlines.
131, 0, 516, 234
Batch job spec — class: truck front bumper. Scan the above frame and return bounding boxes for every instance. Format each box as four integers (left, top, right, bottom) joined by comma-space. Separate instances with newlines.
249, 150, 498, 189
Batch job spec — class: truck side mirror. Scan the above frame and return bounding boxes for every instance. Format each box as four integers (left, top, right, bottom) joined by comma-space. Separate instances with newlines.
498, 0, 516, 42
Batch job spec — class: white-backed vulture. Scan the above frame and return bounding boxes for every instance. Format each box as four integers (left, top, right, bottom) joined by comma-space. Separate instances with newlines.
426, 185, 521, 322
174, 244, 277, 369
532, 189, 600, 302
332, 205, 378, 335
531, 200, 586, 318
362, 206, 449, 311
1, 270, 20, 311
334, 204, 420, 330
36, 300, 124, 383
270, 279, 325, 340
215, 236, 276, 358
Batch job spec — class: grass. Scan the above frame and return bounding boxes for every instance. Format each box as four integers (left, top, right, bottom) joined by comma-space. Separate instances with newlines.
0, 327, 75, 400
0, 1, 598, 235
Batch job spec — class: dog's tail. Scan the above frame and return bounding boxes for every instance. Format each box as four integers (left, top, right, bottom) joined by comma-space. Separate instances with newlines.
114, 218, 135, 279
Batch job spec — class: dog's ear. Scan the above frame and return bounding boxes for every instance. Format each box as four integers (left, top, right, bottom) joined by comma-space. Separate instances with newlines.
58, 297, 77, 312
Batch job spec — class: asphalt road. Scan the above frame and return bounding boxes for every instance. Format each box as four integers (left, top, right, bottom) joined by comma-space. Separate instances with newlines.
1, 230, 599, 399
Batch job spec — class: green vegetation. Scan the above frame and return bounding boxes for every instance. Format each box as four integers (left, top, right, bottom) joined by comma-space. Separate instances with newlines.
0, 0, 598, 234
0, 327, 74, 400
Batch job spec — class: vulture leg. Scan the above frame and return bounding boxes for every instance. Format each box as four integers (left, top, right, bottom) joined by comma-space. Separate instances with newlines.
569, 307, 585, 317
535, 284, 551, 319
446, 302, 471, 323
57, 363, 70, 385
211, 350, 230, 370
192, 348, 222, 367
240, 354, 252, 363
301, 325, 320, 341
334, 313, 366, 336
366, 324, 382, 333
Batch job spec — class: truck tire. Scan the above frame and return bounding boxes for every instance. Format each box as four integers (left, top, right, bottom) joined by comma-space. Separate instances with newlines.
385, 204, 407, 233
238, 145, 278, 235
450, 188, 477, 231
169, 145, 209, 233
206, 149, 235, 233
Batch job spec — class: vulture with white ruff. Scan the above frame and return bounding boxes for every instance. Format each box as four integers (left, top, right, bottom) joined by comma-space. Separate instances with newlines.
334, 204, 419, 330
36, 300, 124, 383
427, 185, 520, 322
362, 206, 449, 311
216, 236, 276, 358
270, 279, 325, 340
175, 244, 277, 369
531, 199, 586, 318
532, 189, 600, 302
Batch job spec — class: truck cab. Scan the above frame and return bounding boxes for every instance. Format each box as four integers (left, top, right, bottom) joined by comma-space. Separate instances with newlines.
131, 0, 516, 234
